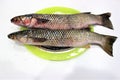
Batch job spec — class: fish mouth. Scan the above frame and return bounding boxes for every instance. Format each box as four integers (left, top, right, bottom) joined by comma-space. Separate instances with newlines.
11, 17, 23, 24
11, 18, 14, 22
8, 34, 13, 39
8, 33, 15, 39
11, 17, 18, 23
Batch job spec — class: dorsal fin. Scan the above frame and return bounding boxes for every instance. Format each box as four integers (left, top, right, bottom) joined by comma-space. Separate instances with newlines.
74, 12, 91, 15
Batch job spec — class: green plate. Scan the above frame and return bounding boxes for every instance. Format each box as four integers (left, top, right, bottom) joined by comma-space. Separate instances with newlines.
23, 6, 91, 61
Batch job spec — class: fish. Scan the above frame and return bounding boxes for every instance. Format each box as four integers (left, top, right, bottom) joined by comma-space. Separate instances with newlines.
11, 12, 113, 29
8, 29, 117, 56
37, 46, 73, 52
36, 44, 90, 52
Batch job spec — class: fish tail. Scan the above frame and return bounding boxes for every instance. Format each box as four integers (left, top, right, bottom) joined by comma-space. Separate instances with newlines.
100, 13, 113, 29
101, 35, 117, 56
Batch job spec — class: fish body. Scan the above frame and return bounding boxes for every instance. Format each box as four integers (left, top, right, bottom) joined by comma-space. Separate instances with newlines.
8, 29, 116, 56
11, 12, 113, 29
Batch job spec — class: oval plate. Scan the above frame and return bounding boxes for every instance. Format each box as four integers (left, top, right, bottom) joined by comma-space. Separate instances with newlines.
23, 6, 90, 61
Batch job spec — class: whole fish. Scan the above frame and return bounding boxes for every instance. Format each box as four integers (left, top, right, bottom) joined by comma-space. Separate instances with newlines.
11, 12, 113, 29
8, 29, 116, 56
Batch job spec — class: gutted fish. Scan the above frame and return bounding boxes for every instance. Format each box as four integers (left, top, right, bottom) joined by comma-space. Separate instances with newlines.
8, 29, 116, 56
11, 12, 113, 29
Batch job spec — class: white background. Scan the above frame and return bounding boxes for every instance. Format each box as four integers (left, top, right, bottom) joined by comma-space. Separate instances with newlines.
0, 0, 120, 80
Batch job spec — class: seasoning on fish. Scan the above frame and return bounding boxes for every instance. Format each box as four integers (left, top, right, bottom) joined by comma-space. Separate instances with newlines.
8, 29, 117, 56
11, 12, 113, 29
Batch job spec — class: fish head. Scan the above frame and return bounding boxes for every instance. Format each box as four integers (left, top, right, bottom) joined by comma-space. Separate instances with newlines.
8, 30, 32, 44
8, 29, 48, 45
11, 15, 32, 27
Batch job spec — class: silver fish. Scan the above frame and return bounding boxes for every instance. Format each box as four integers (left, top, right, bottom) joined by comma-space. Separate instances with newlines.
8, 29, 117, 56
11, 12, 113, 29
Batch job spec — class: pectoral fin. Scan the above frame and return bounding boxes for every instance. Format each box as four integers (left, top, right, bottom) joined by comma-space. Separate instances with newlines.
36, 18, 49, 24
33, 38, 47, 42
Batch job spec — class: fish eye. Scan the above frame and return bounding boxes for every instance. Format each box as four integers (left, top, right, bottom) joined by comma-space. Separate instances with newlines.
20, 16, 24, 19
20, 17, 26, 22
13, 18, 18, 22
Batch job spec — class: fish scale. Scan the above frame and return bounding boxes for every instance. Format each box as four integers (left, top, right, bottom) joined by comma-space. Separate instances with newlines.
11, 12, 113, 30
8, 29, 117, 56
9, 12, 116, 56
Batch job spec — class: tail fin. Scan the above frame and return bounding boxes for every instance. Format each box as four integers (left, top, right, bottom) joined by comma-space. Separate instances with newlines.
101, 35, 117, 56
100, 13, 113, 29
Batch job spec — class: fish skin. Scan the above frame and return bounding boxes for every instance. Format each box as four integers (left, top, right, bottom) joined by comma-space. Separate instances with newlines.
11, 12, 113, 29
8, 29, 117, 56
